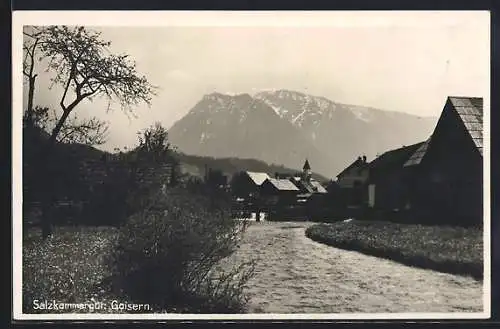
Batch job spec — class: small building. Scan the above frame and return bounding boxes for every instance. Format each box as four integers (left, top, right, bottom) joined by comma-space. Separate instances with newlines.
260, 177, 301, 220
230, 171, 270, 199
230, 171, 270, 218
336, 155, 369, 208
337, 156, 369, 188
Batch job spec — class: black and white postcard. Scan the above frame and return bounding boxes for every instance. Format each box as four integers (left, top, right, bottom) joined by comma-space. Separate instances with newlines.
12, 10, 491, 320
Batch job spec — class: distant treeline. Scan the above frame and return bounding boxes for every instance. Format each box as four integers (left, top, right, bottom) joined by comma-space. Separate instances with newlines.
23, 127, 331, 226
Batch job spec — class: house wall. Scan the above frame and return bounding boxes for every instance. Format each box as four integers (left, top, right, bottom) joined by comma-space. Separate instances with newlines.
231, 173, 260, 198
337, 167, 369, 188
370, 169, 411, 212
337, 165, 369, 208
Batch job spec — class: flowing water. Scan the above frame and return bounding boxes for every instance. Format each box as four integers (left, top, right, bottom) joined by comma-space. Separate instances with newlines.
224, 221, 483, 314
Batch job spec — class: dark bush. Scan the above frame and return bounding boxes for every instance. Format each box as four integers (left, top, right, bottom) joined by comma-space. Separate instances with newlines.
111, 187, 255, 313
80, 159, 134, 226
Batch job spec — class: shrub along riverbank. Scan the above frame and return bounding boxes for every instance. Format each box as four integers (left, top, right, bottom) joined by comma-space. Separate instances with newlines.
23, 188, 255, 314
305, 220, 483, 280
22, 122, 256, 314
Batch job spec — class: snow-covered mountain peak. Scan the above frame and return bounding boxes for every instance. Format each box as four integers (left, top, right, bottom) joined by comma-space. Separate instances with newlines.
254, 89, 341, 127
347, 105, 377, 123
169, 90, 437, 177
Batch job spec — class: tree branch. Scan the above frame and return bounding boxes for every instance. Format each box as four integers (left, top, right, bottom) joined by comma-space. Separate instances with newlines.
36, 26, 156, 144
59, 63, 76, 111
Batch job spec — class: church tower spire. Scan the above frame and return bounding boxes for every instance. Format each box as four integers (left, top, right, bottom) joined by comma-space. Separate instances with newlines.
302, 159, 312, 180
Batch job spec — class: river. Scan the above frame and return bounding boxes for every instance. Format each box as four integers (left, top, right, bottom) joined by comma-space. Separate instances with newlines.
222, 221, 483, 314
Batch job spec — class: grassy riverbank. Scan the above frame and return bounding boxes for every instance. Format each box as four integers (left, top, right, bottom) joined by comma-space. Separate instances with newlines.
305, 220, 483, 280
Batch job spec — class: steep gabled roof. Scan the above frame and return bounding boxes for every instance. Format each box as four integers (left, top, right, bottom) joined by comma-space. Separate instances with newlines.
404, 96, 483, 167
370, 142, 425, 174
265, 178, 300, 191
245, 171, 270, 185
448, 96, 483, 155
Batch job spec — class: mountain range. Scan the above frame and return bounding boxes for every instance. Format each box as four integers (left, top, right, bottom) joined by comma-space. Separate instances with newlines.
168, 90, 437, 178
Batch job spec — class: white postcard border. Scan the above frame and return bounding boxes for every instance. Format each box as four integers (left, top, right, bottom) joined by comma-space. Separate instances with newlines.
11, 10, 491, 321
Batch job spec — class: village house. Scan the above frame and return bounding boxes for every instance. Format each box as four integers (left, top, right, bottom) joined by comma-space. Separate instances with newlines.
231, 171, 270, 199
403, 96, 483, 226
336, 155, 369, 209
365, 96, 483, 226
260, 177, 301, 220
230, 171, 270, 219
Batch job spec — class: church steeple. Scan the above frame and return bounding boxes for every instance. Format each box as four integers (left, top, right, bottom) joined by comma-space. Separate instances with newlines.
302, 159, 312, 179
303, 159, 311, 171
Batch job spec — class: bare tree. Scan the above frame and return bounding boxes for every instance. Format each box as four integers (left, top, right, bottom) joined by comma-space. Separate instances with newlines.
24, 25, 157, 239
39, 26, 156, 147
23, 27, 46, 128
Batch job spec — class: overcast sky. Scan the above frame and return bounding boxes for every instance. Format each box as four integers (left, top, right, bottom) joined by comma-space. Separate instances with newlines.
21, 11, 490, 152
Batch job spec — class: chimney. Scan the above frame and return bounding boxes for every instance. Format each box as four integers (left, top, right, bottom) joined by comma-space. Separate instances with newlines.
275, 172, 280, 179
357, 156, 362, 161
362, 155, 367, 163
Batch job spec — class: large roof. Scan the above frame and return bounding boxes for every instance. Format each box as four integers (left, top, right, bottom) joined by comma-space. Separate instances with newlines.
404, 138, 430, 167
370, 142, 425, 173
265, 178, 300, 191
245, 171, 270, 185
337, 157, 368, 178
449, 96, 483, 155
404, 96, 483, 167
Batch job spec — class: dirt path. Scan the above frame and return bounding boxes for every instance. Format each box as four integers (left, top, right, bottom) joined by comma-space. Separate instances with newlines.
225, 221, 483, 313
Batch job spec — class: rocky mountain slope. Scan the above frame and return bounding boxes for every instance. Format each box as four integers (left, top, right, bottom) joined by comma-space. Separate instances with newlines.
168, 90, 436, 178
